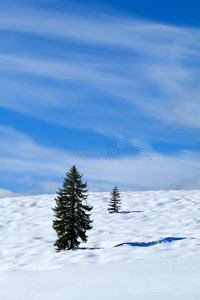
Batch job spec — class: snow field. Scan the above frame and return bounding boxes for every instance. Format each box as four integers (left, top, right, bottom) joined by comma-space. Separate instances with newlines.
1, 190, 200, 299
1, 190, 200, 269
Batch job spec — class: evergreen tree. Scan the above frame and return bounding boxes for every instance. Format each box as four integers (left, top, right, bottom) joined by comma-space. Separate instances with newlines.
108, 185, 121, 213
52, 165, 93, 251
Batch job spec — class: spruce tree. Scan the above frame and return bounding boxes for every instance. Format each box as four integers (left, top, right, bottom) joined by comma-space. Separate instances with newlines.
108, 185, 121, 213
52, 165, 93, 251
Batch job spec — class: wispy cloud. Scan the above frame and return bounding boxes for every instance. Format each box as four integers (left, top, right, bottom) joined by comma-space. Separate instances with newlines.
0, 3, 200, 132
0, 4, 199, 55
0, 189, 18, 198
0, 2, 200, 194
0, 126, 200, 193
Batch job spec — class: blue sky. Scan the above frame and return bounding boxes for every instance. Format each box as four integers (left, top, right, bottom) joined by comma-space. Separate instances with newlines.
0, 0, 200, 196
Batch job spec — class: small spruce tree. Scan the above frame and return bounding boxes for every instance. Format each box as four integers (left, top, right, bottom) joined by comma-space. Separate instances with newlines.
108, 185, 121, 213
52, 165, 93, 251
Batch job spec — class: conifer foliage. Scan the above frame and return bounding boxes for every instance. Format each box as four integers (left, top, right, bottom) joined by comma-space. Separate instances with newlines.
52, 166, 93, 251
108, 185, 121, 213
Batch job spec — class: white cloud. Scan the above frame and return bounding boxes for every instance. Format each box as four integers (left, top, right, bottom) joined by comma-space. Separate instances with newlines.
134, 62, 200, 128
1, 50, 199, 130
129, 138, 152, 150
0, 4, 199, 133
0, 126, 200, 192
0, 3, 200, 195
0, 125, 52, 160
179, 176, 200, 190
0, 5, 199, 56
40, 181, 61, 194
0, 189, 17, 198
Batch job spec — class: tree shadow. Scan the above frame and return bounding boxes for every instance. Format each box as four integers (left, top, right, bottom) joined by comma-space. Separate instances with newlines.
114, 237, 187, 248
72, 247, 103, 251
118, 210, 144, 214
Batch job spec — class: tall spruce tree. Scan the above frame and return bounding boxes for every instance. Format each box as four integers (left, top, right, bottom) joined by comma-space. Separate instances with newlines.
52, 165, 93, 251
108, 185, 121, 213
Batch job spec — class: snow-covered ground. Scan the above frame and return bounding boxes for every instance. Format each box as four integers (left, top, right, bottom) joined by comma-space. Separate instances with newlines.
1, 190, 200, 299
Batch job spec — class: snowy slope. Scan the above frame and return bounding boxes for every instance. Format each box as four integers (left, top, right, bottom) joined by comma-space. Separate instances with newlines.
1, 190, 200, 299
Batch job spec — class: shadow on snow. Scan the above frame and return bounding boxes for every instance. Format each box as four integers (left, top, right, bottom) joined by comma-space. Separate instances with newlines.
73, 237, 192, 251
114, 237, 187, 248
72, 247, 103, 251
118, 210, 144, 214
